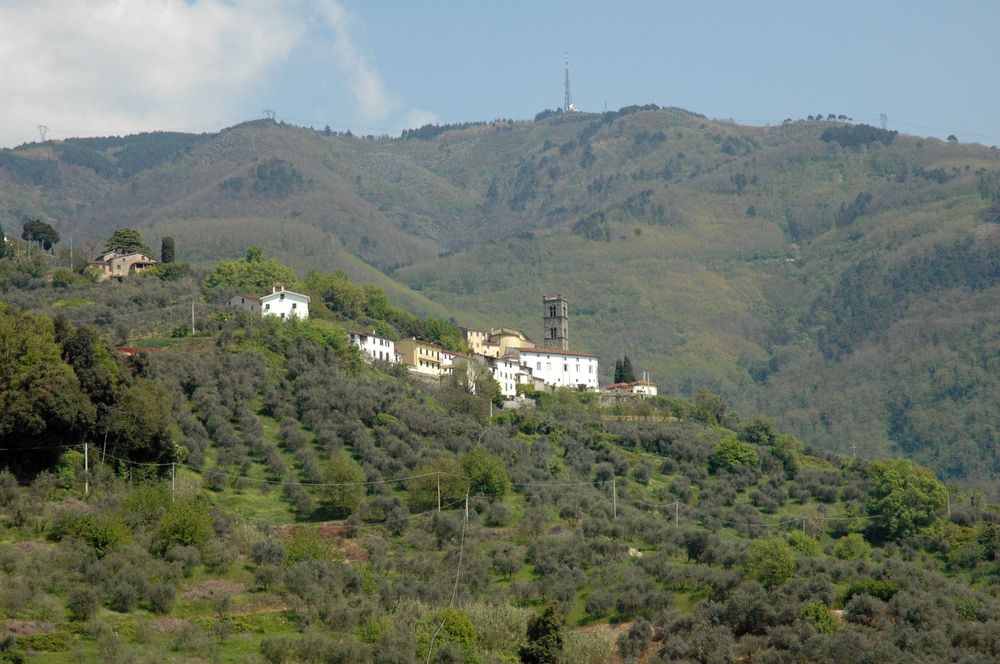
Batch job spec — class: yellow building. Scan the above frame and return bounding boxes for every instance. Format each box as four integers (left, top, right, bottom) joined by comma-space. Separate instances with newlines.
396, 338, 456, 377
489, 328, 535, 356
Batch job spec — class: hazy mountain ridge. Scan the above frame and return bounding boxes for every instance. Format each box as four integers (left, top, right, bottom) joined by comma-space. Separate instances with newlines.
2, 108, 1000, 492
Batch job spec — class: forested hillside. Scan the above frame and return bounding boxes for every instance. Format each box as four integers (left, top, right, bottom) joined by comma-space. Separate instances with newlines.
1, 262, 1000, 663
2, 109, 999, 493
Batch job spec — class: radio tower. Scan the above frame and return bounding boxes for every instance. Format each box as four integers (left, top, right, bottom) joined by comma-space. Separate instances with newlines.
564, 53, 576, 113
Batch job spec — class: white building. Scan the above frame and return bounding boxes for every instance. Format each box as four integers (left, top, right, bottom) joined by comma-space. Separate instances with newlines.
486, 355, 524, 398
348, 331, 398, 363
261, 284, 310, 320
513, 348, 599, 391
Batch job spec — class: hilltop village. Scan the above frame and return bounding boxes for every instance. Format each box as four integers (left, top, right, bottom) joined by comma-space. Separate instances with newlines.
350, 294, 659, 400
224, 279, 653, 400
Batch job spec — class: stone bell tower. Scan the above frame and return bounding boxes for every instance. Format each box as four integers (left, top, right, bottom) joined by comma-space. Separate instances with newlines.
542, 294, 569, 351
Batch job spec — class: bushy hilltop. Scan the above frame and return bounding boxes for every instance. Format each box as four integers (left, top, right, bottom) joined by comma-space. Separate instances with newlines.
2, 109, 1000, 497
2, 266, 1000, 662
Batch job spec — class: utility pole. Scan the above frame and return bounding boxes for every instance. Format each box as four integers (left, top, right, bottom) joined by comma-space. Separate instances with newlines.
880, 113, 888, 130
171, 462, 176, 502
191, 300, 195, 335
464, 490, 469, 521
612, 477, 617, 520
674, 501, 679, 527
83, 442, 89, 497
37, 125, 48, 141
437, 473, 441, 512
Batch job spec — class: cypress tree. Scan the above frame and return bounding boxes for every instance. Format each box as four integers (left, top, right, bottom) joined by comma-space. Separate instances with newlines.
614, 358, 623, 384
160, 236, 175, 263
622, 355, 636, 383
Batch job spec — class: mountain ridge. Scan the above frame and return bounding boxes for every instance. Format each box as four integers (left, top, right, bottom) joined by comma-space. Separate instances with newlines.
2, 107, 999, 493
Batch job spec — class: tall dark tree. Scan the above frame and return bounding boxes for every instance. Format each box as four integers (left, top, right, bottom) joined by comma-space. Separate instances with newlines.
519, 604, 563, 664
614, 358, 624, 384
621, 355, 636, 383
0, 222, 6, 259
104, 228, 151, 254
21, 219, 60, 251
160, 236, 175, 263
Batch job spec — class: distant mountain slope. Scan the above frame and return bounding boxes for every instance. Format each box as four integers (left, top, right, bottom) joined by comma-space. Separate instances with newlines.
2, 109, 999, 492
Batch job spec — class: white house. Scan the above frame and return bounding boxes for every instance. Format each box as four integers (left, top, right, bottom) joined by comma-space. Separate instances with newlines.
512, 348, 599, 391
261, 284, 309, 320
348, 331, 398, 363
485, 354, 524, 398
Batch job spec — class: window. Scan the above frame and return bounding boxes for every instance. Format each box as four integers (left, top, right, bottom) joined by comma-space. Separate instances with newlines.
280, 293, 285, 300
576, 364, 580, 372
589, 366, 593, 373
563, 364, 568, 372
548, 305, 557, 317
550, 328, 558, 338
292, 303, 297, 309
536, 362, 541, 370
280, 313, 285, 319
265, 304, 270, 310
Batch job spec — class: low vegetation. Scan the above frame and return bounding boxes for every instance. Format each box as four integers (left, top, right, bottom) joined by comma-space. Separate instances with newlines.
0, 258, 999, 662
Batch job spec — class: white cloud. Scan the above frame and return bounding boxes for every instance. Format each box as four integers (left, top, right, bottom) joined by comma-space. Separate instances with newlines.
315, 1, 397, 122
0, 1, 432, 147
0, 1, 303, 146
402, 109, 440, 129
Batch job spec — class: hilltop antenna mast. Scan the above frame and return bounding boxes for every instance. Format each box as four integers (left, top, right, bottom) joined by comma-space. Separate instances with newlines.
564, 53, 575, 113
263, 109, 276, 121
37, 125, 48, 141
880, 113, 887, 130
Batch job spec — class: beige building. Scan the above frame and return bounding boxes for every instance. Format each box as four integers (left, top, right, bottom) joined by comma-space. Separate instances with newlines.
88, 249, 159, 281
396, 338, 457, 377
603, 380, 658, 397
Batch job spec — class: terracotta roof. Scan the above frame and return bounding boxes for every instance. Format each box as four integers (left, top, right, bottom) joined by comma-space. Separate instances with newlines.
513, 347, 597, 358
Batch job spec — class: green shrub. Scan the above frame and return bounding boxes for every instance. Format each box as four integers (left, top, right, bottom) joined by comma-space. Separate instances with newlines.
787, 530, 821, 556
709, 435, 759, 473
745, 536, 796, 588
159, 496, 213, 549
832, 533, 872, 560
842, 580, 899, 604
285, 526, 335, 565
799, 601, 837, 634
55, 511, 131, 556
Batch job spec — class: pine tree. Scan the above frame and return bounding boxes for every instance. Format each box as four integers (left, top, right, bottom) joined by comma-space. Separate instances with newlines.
105, 228, 151, 254
160, 236, 175, 263
622, 355, 636, 383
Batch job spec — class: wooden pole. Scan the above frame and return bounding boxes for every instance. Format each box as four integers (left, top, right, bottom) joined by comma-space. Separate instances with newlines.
612, 478, 617, 520
437, 473, 441, 512
83, 442, 89, 497
171, 462, 176, 502
674, 501, 679, 527
190, 301, 195, 335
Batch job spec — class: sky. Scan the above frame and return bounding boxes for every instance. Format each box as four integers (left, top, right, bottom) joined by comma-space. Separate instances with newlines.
2, 0, 999, 148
